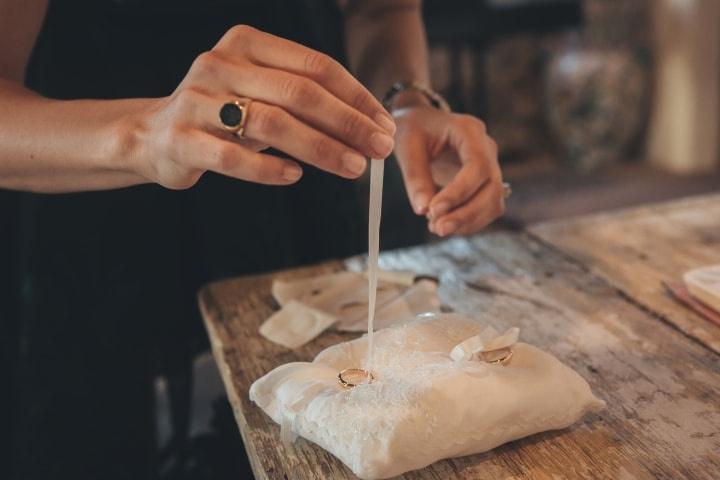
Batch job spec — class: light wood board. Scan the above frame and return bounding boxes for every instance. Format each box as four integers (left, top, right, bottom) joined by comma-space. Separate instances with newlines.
531, 193, 720, 354
199, 228, 720, 479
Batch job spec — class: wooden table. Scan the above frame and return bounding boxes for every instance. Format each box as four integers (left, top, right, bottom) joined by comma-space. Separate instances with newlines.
198, 194, 720, 480
531, 194, 720, 354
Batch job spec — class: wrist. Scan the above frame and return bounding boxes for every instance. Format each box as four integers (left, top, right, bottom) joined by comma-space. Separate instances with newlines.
383, 81, 450, 115
389, 90, 433, 113
105, 101, 155, 180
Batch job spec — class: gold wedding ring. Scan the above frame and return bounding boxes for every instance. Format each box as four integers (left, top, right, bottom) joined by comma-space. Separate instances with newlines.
219, 98, 252, 137
479, 348, 514, 366
338, 368, 374, 388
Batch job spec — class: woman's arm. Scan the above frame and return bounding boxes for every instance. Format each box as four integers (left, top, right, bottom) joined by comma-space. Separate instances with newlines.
342, 0, 430, 103
0, 1, 396, 193
0, 79, 152, 192
0, 0, 144, 191
343, 0, 505, 237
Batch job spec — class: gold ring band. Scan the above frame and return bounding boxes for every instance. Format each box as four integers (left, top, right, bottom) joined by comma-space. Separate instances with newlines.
479, 348, 514, 366
219, 99, 253, 137
338, 368, 374, 388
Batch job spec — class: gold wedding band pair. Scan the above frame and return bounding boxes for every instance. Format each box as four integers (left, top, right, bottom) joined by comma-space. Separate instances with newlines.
219, 99, 253, 137
337, 348, 513, 389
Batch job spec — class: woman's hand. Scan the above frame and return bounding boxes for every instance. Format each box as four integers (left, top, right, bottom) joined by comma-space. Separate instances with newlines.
393, 104, 505, 237
120, 25, 396, 189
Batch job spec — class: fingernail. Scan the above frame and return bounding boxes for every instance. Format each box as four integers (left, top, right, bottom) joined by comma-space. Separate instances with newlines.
429, 202, 450, 220
428, 221, 436, 234
282, 164, 303, 182
439, 220, 457, 237
370, 132, 394, 158
375, 112, 397, 135
342, 151, 367, 176
413, 192, 430, 215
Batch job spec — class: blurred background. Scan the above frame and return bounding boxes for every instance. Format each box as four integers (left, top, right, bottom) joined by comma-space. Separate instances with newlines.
379, 0, 720, 249
1, 0, 718, 479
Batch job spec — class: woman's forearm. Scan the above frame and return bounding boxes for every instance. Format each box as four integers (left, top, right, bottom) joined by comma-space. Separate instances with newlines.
0, 78, 150, 192
343, 0, 431, 107
1, 22, 399, 193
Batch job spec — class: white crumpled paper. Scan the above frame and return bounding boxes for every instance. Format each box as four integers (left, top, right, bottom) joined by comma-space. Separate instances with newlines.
260, 270, 440, 348
251, 313, 605, 479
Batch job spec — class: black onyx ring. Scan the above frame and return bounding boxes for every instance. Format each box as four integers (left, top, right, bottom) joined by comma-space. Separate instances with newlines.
219, 99, 252, 137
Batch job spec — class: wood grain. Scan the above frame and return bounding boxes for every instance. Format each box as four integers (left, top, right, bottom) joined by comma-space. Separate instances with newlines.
199, 229, 720, 479
531, 193, 720, 354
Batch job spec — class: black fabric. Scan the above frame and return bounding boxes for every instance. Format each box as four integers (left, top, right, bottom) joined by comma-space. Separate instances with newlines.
0, 190, 19, 480
9, 1, 360, 479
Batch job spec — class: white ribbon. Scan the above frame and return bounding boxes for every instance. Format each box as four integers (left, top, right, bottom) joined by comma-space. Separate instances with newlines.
450, 326, 519, 362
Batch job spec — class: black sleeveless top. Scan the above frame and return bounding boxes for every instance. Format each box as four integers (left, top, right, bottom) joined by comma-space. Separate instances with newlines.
18, 0, 363, 356
5, 2, 369, 477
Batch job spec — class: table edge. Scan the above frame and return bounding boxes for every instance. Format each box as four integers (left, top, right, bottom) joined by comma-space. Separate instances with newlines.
197, 287, 271, 480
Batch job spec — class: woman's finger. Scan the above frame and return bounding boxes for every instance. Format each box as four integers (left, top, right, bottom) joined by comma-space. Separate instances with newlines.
169, 127, 303, 186
176, 60, 394, 161
211, 60, 394, 159
237, 100, 369, 178
395, 133, 436, 215
430, 180, 505, 237
164, 87, 368, 177
427, 119, 498, 220
170, 89, 368, 178
217, 26, 395, 133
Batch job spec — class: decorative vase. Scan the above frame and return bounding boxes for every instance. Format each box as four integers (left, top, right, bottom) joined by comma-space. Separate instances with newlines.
544, 43, 647, 172
543, 0, 650, 172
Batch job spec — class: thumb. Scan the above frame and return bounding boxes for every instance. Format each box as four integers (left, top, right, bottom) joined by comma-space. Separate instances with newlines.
394, 133, 437, 215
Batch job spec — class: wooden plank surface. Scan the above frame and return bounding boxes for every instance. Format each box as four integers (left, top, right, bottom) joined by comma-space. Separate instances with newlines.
530, 193, 720, 354
199, 231, 720, 480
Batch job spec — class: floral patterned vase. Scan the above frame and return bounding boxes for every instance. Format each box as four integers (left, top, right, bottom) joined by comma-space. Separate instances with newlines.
544, 42, 648, 172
